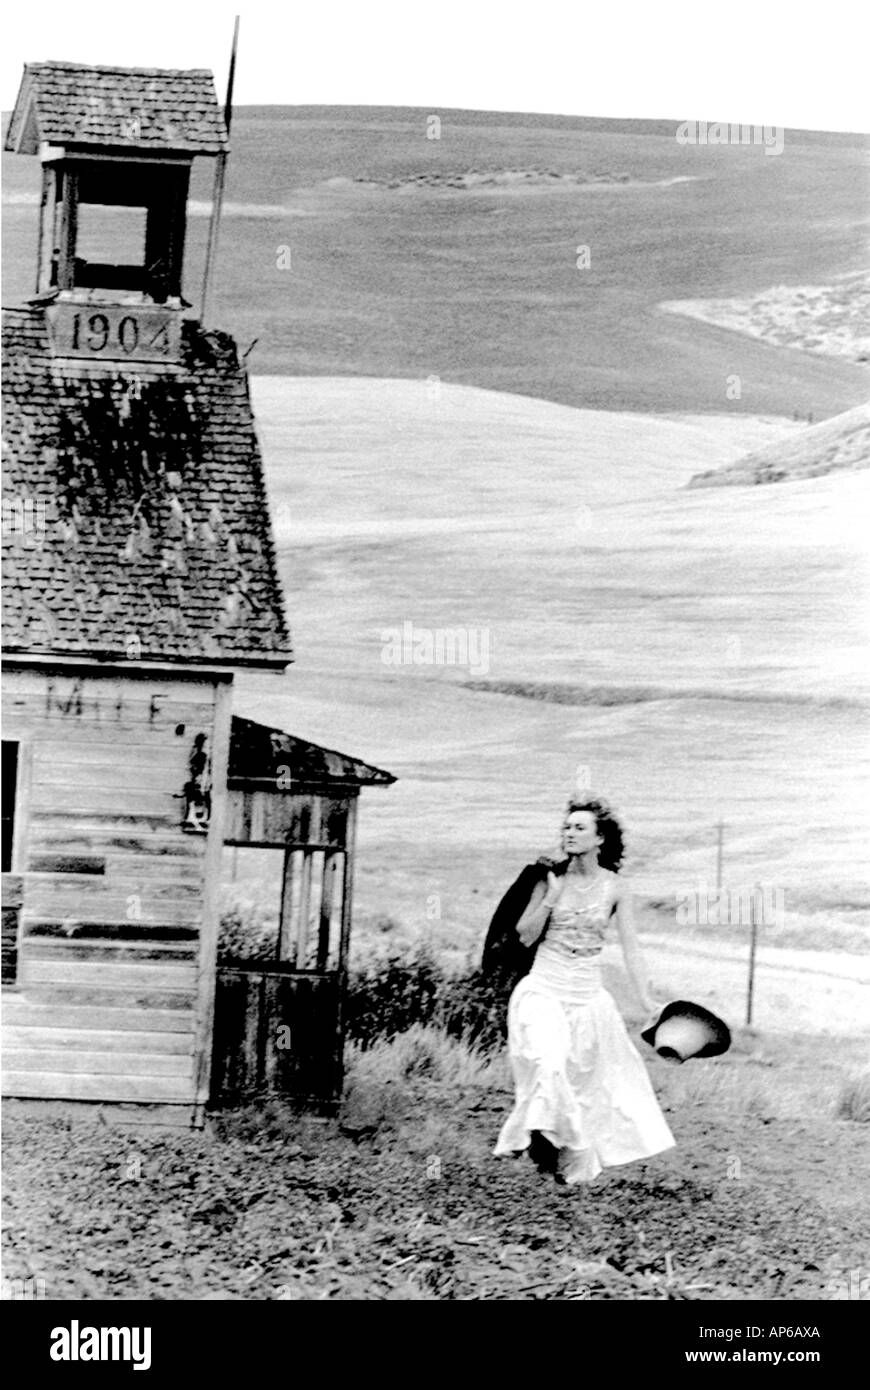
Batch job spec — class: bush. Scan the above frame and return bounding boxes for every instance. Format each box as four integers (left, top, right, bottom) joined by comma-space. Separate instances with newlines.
344, 949, 508, 1053
217, 906, 509, 1053
835, 1071, 870, 1123
347, 1025, 500, 1091
218, 901, 277, 963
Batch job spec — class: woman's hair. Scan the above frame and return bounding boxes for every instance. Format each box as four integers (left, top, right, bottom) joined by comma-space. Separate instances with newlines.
562, 794, 625, 873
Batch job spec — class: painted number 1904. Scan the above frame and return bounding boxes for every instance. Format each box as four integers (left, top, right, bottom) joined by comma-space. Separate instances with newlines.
47, 302, 182, 364
70, 311, 170, 355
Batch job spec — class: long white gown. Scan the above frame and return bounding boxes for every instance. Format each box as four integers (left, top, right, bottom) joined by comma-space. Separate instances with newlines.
493, 874, 675, 1184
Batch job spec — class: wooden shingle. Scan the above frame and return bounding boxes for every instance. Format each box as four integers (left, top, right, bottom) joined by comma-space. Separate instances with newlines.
5, 61, 228, 155
2, 308, 292, 669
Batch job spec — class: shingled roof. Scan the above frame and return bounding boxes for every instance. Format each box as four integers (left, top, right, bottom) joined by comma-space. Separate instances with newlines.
229, 717, 396, 788
2, 307, 292, 669
4, 62, 228, 155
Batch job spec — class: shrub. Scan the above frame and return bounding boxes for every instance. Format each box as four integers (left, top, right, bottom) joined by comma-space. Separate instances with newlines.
347, 1025, 500, 1091
218, 900, 277, 963
216, 911, 509, 1053
344, 949, 508, 1052
835, 1071, 870, 1122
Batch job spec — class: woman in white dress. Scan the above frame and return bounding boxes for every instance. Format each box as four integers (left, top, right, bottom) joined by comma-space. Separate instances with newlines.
493, 796, 675, 1185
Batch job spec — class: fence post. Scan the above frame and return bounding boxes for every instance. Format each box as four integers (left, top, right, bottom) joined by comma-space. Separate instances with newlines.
715, 819, 725, 901
746, 882, 760, 1025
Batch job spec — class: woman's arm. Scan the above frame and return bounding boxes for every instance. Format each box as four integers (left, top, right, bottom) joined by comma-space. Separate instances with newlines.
516, 873, 562, 948
613, 882, 656, 1015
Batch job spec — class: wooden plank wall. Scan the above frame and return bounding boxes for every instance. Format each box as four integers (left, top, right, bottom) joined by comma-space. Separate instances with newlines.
1, 665, 229, 1108
210, 967, 344, 1111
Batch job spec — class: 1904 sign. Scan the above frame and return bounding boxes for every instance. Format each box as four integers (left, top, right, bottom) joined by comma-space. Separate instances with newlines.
46, 301, 183, 364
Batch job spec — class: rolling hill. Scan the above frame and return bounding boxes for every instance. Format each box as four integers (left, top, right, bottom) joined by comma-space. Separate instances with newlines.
689, 402, 870, 486
3, 107, 869, 416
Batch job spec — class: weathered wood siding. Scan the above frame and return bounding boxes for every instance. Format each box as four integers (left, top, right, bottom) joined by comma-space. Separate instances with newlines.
1, 663, 232, 1109
223, 789, 350, 848
211, 965, 344, 1111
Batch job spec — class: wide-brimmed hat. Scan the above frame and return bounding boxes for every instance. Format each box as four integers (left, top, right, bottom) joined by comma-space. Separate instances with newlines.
641, 1000, 731, 1061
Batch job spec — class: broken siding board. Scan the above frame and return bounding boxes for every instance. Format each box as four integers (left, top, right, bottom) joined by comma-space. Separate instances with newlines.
2, 724, 208, 751
27, 829, 205, 857
24, 876, 202, 902
28, 813, 191, 834
22, 941, 197, 962
64, 856, 203, 883
23, 922, 199, 942
26, 853, 107, 874
23, 880, 197, 902
28, 832, 203, 856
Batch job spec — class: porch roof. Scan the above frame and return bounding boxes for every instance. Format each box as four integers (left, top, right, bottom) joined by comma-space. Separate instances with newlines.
228, 716, 396, 789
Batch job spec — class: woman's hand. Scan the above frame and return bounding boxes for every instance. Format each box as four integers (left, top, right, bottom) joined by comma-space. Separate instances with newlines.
515, 875, 560, 948
516, 920, 540, 948
542, 871, 564, 910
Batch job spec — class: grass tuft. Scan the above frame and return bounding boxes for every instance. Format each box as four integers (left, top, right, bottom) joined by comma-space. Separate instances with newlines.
835, 1071, 870, 1123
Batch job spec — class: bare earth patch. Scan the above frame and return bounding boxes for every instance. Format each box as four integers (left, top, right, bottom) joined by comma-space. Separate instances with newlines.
660, 271, 870, 363
2, 1030, 867, 1302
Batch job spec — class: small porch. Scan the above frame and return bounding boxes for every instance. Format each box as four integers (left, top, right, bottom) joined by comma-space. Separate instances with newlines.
209, 716, 395, 1113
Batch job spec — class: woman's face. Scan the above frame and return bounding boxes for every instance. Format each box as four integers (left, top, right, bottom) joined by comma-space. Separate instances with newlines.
561, 809, 602, 856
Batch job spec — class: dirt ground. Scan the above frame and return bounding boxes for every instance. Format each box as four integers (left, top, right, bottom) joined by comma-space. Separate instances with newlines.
3, 1039, 867, 1302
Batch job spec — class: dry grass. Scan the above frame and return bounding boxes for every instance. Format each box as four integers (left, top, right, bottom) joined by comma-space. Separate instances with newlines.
342, 1022, 869, 1132
347, 1024, 503, 1091
835, 1071, 870, 1123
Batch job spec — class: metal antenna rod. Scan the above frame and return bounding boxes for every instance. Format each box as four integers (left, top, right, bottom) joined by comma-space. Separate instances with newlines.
201, 15, 239, 325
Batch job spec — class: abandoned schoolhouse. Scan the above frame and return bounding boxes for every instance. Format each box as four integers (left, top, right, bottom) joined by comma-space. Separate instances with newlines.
1, 59, 394, 1122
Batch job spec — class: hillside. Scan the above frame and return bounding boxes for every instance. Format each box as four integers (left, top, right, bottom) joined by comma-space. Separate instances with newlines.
3, 106, 869, 416
689, 403, 870, 487
221, 377, 870, 993
662, 271, 870, 365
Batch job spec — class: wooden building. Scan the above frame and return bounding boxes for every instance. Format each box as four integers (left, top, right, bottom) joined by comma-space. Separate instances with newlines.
1, 61, 394, 1122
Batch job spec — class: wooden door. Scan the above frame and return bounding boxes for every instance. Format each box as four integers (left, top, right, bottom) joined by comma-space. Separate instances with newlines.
210, 963, 344, 1112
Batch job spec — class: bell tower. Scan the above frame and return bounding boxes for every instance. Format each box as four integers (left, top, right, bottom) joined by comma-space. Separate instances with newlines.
4, 61, 228, 366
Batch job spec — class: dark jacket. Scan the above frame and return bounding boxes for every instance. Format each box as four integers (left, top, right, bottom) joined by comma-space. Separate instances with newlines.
480, 856, 568, 994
